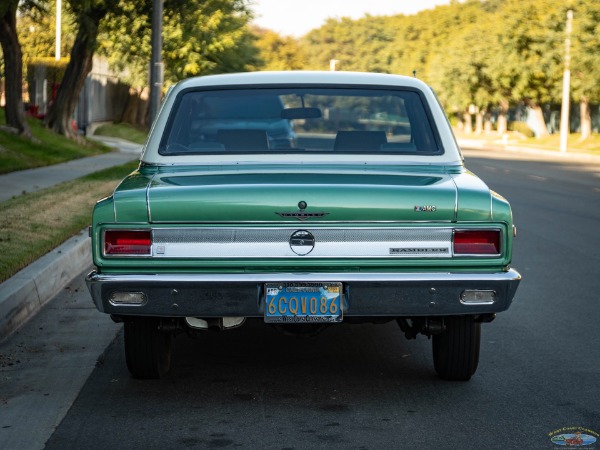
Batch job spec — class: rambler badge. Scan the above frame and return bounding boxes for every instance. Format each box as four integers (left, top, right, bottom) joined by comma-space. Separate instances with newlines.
390, 248, 449, 255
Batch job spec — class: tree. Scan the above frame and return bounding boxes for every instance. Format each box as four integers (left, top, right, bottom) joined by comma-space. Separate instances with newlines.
18, 0, 75, 65
44, 0, 119, 138
303, 16, 394, 73
487, 0, 566, 137
162, 0, 258, 80
253, 28, 305, 71
570, 0, 600, 140
429, 20, 496, 134
0, 0, 32, 136
97, 0, 258, 127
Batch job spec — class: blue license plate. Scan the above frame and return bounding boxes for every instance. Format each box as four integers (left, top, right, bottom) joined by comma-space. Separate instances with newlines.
264, 282, 343, 324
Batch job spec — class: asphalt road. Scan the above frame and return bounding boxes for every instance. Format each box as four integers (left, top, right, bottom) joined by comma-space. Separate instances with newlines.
5, 148, 600, 449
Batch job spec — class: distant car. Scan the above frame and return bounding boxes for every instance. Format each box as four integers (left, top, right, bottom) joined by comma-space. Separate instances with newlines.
86, 71, 520, 381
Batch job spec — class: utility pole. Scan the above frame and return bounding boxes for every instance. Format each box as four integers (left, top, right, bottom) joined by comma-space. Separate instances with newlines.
55, 0, 61, 60
559, 9, 573, 153
149, 0, 164, 127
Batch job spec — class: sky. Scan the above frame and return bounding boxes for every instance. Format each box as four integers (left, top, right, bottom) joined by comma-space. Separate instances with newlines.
251, 0, 452, 37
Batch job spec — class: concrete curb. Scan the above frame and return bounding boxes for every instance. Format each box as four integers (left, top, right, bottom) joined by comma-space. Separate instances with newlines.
0, 229, 91, 341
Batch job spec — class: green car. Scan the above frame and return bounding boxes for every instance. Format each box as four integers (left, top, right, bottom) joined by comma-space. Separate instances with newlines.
86, 71, 520, 381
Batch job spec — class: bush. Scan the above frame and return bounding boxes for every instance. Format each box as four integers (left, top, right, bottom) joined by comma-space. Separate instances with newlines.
508, 121, 535, 138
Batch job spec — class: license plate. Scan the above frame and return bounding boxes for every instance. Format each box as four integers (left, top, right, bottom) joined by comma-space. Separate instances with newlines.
264, 282, 343, 324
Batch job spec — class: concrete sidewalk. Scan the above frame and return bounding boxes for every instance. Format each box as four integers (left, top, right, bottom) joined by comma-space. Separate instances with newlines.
0, 136, 142, 203
0, 136, 142, 340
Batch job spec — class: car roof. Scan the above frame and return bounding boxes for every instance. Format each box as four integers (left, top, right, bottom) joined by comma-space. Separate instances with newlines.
173, 71, 430, 91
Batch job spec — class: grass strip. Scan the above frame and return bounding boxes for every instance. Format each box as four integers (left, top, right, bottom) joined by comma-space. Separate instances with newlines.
0, 110, 112, 174
519, 133, 600, 154
0, 161, 139, 283
454, 129, 600, 155
94, 123, 148, 145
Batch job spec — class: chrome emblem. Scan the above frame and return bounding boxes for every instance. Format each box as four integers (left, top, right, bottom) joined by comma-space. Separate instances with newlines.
289, 230, 315, 256
276, 201, 329, 221
414, 205, 437, 212
276, 211, 329, 221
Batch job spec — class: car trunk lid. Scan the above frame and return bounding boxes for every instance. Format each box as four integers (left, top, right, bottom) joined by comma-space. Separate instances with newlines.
146, 167, 458, 223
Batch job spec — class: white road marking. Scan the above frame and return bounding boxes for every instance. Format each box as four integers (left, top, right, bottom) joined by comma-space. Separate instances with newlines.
528, 175, 547, 181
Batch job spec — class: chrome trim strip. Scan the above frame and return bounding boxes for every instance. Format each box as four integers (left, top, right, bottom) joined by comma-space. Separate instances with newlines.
449, 174, 458, 223
151, 227, 453, 259
88, 269, 521, 284
146, 173, 156, 223
111, 183, 118, 222
146, 220, 455, 224
140, 160, 465, 167
152, 227, 452, 240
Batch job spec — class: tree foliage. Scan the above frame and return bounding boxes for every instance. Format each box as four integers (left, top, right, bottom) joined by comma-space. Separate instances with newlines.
294, 0, 600, 137
11, 0, 600, 138
303, 16, 394, 73
98, 0, 258, 89
43, 0, 120, 138
253, 27, 305, 71
17, 0, 75, 65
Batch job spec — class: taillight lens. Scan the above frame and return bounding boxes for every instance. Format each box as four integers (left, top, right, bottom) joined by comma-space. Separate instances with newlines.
104, 230, 152, 255
453, 230, 500, 255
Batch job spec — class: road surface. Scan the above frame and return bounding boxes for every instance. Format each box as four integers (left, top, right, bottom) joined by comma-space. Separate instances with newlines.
2, 147, 599, 449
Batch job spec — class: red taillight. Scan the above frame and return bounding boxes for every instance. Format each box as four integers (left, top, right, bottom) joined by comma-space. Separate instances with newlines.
104, 230, 152, 255
453, 230, 500, 255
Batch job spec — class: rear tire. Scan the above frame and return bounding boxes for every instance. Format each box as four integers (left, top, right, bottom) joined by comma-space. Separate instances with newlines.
432, 316, 480, 381
124, 319, 173, 379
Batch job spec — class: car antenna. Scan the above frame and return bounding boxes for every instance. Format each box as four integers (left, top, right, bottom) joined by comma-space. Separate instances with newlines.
413, 70, 417, 78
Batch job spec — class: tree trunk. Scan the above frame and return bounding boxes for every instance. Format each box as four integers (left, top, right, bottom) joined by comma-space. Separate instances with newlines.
528, 103, 549, 138
497, 100, 509, 135
474, 111, 484, 135
580, 97, 591, 141
136, 86, 150, 129
43, 8, 107, 139
0, 3, 31, 137
121, 87, 141, 125
463, 112, 473, 134
484, 111, 493, 134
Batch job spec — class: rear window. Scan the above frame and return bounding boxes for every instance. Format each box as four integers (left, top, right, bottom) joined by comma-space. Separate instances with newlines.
160, 87, 443, 155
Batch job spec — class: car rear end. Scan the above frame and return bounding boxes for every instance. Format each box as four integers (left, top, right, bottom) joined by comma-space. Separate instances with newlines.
86, 72, 520, 380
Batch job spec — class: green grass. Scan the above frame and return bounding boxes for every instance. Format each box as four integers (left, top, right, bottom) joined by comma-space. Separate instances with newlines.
94, 122, 148, 145
518, 133, 600, 155
0, 161, 139, 283
454, 129, 600, 155
0, 109, 112, 174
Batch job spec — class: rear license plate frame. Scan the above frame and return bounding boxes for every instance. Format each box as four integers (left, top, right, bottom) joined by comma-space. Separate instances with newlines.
264, 282, 343, 324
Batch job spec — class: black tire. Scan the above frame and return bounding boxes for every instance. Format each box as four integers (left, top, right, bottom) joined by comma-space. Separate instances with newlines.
432, 316, 480, 381
124, 319, 173, 379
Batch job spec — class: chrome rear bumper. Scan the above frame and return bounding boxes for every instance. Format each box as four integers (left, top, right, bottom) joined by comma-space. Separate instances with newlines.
86, 269, 520, 318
